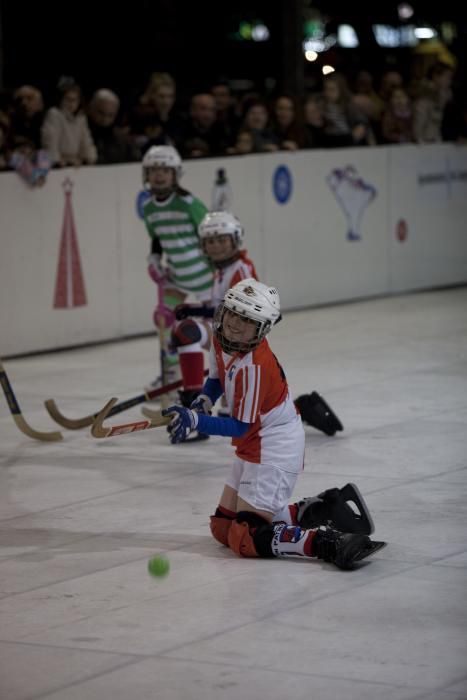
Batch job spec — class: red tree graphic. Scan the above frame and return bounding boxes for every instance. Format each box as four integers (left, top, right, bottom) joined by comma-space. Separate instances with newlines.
53, 178, 87, 308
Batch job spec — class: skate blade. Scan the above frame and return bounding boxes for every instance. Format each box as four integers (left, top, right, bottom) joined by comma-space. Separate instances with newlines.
340, 482, 375, 535
353, 540, 386, 564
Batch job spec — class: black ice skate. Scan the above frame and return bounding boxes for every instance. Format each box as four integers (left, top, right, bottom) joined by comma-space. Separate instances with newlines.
313, 528, 386, 570
296, 483, 375, 535
295, 391, 343, 436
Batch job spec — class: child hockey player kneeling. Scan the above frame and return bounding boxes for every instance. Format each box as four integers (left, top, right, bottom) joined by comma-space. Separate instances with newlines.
163, 279, 385, 569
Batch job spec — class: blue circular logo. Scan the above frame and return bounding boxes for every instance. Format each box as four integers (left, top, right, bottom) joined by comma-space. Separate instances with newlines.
136, 189, 151, 219
273, 165, 292, 204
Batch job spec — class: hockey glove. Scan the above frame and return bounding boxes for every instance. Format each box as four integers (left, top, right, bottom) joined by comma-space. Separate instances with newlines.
147, 253, 168, 284
162, 405, 199, 444
190, 394, 213, 415
153, 304, 175, 329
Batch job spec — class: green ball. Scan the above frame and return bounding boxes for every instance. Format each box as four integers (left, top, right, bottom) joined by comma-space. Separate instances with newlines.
148, 554, 170, 578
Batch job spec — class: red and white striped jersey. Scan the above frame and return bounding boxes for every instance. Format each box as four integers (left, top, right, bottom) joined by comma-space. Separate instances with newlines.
209, 336, 305, 470
211, 251, 258, 308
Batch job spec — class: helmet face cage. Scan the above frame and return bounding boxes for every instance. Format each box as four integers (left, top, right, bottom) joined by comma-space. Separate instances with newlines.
213, 279, 281, 354
199, 212, 244, 260
142, 146, 182, 189
213, 303, 264, 354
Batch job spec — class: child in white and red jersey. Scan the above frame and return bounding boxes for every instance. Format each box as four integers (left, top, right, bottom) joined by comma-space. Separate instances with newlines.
169, 211, 257, 404
171, 211, 343, 437
163, 279, 385, 570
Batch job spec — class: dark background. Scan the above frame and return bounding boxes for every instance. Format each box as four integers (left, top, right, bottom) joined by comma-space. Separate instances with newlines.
1, 0, 466, 106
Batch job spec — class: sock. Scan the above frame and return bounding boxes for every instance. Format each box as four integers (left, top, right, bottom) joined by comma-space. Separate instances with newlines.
272, 503, 299, 526
178, 344, 204, 390
270, 524, 316, 558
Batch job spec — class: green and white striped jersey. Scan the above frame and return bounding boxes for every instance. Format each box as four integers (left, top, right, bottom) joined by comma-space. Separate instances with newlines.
143, 191, 213, 296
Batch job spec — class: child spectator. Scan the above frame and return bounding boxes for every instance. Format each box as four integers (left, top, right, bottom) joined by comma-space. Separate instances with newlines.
41, 77, 97, 167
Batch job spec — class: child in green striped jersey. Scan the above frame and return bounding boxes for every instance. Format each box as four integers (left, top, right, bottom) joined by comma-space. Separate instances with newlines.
141, 145, 213, 392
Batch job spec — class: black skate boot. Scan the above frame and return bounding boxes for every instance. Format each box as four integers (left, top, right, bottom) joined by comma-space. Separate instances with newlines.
296, 483, 375, 535
313, 528, 386, 570
295, 391, 343, 436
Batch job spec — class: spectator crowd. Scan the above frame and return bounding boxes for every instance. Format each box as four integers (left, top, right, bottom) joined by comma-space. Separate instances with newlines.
1, 64, 466, 187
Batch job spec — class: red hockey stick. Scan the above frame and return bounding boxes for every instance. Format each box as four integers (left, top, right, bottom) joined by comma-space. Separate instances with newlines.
91, 397, 171, 438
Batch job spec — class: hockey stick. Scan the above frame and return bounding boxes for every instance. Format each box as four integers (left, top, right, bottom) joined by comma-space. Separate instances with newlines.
0, 359, 63, 442
139, 402, 210, 443
91, 397, 171, 438
156, 305, 170, 411
141, 404, 168, 420
43, 369, 208, 430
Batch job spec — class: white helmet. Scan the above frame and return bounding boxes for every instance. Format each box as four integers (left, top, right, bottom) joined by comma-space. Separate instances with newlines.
198, 211, 244, 262
142, 145, 183, 188
214, 278, 281, 353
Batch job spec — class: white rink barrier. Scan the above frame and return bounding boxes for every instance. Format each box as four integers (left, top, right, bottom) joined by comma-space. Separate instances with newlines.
1, 143, 466, 356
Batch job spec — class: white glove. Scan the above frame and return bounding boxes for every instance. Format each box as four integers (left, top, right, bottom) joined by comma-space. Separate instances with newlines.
190, 394, 213, 415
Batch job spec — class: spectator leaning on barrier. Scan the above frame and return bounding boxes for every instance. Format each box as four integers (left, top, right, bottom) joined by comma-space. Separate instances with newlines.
240, 99, 279, 153
320, 73, 373, 148
129, 72, 185, 151
179, 93, 229, 158
87, 89, 140, 164
381, 87, 414, 144
41, 77, 97, 167
413, 62, 455, 144
303, 94, 326, 148
270, 94, 311, 150
10, 85, 45, 152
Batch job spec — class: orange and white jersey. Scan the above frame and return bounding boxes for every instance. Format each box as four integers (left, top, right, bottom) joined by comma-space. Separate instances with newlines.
210, 336, 305, 471
211, 251, 258, 309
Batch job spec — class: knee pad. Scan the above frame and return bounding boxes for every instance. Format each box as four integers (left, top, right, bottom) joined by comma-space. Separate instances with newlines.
171, 319, 202, 348
228, 511, 274, 558
210, 515, 233, 547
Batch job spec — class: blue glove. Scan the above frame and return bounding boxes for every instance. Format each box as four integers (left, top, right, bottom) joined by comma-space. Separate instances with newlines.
162, 405, 199, 444
190, 394, 213, 415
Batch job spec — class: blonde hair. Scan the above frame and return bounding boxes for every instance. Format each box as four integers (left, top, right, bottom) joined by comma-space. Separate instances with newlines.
142, 72, 176, 103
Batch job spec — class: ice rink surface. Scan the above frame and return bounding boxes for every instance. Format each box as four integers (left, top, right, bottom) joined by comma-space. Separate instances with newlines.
1, 287, 466, 700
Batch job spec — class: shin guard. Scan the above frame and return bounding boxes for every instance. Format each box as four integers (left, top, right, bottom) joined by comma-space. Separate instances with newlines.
210, 506, 236, 547
228, 512, 274, 558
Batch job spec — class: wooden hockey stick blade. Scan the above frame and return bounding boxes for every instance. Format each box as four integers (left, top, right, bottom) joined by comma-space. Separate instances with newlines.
91, 398, 172, 438
12, 414, 63, 442
44, 398, 98, 430
42, 369, 207, 430
0, 361, 63, 442
141, 405, 165, 420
